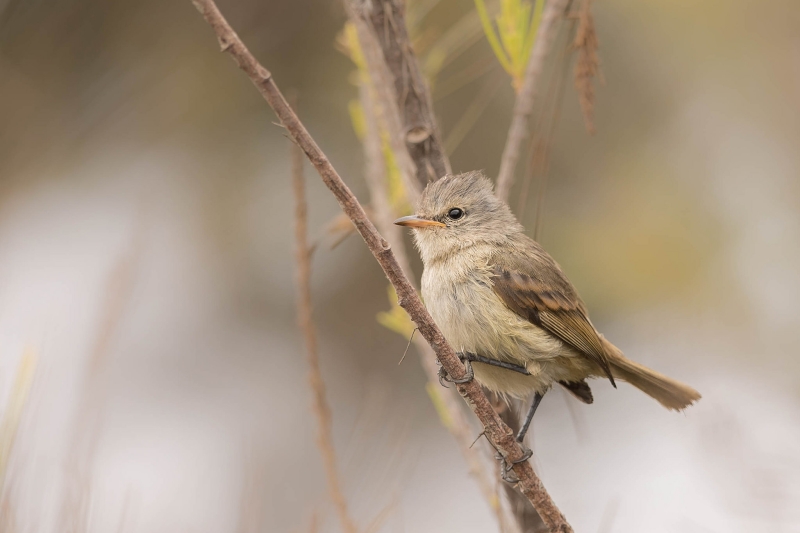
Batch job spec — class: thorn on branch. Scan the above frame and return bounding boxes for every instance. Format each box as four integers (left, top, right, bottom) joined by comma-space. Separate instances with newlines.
405, 125, 432, 145
218, 36, 233, 52
256, 65, 272, 81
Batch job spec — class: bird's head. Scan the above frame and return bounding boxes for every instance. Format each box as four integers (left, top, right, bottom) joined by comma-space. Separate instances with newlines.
394, 171, 523, 264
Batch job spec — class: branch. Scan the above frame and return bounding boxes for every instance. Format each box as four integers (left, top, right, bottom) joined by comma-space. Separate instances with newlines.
358, 81, 412, 276
351, 14, 422, 203
292, 129, 358, 533
495, 0, 570, 202
189, 2, 573, 532
348, 0, 451, 187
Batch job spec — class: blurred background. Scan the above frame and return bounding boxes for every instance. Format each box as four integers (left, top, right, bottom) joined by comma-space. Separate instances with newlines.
1, 0, 799, 532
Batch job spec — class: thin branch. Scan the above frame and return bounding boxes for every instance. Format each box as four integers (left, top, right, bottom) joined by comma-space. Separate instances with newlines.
189, 2, 573, 531
358, 81, 412, 276
348, 0, 451, 187
292, 130, 359, 533
352, 15, 422, 203
495, 0, 570, 202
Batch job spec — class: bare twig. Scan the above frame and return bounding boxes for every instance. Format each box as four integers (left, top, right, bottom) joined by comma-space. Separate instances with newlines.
189, 2, 573, 531
358, 81, 412, 277
495, 0, 570, 201
350, 14, 421, 202
348, 0, 451, 187
292, 129, 359, 533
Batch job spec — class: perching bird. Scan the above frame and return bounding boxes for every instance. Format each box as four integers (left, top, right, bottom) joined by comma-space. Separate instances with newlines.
395, 171, 700, 443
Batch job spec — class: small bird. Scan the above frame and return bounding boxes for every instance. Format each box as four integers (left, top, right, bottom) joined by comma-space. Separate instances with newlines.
395, 171, 700, 443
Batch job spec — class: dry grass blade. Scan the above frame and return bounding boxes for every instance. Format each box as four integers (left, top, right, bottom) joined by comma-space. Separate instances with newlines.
60, 213, 144, 533
291, 129, 359, 533
0, 350, 37, 486
572, 0, 602, 134
433, 55, 496, 101
443, 78, 503, 155
495, 0, 570, 201
517, 21, 574, 235
190, 1, 573, 530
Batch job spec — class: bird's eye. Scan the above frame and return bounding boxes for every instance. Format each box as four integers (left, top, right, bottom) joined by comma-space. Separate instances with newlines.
447, 208, 464, 220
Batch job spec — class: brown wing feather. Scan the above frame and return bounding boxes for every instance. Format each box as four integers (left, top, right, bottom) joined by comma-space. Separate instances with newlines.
490, 242, 616, 386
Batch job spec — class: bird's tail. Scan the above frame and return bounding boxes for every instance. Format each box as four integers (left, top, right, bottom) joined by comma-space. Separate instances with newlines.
600, 336, 701, 411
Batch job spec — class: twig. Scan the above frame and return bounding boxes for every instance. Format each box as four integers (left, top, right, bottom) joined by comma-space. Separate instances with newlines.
495, 0, 570, 202
291, 127, 359, 533
350, 13, 422, 203
358, 81, 412, 277
348, 0, 451, 187
189, 2, 573, 531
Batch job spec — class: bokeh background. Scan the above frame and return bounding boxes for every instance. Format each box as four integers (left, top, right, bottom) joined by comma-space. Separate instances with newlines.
1, 0, 799, 532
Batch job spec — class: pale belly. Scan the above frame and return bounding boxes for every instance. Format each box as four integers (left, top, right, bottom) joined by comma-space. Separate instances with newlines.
421, 262, 592, 398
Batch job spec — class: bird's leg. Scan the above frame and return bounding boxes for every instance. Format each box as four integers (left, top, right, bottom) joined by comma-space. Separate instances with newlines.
459, 352, 530, 375
495, 393, 545, 481
515, 391, 545, 442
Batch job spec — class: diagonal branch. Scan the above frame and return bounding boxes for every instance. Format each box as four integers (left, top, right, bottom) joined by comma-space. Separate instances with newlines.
495, 0, 570, 202
292, 125, 359, 533
189, 2, 573, 532
348, 0, 451, 187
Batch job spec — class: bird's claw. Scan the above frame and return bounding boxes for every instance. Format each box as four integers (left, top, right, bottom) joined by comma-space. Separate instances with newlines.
495, 446, 533, 484
437, 353, 474, 387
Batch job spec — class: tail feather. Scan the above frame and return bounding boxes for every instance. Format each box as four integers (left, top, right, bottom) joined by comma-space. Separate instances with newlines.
559, 380, 594, 404
600, 336, 701, 411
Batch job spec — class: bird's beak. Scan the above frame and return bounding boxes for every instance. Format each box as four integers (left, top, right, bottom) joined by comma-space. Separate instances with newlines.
393, 215, 446, 228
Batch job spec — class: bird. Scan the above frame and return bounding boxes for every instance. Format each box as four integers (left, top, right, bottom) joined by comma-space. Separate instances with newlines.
395, 171, 701, 444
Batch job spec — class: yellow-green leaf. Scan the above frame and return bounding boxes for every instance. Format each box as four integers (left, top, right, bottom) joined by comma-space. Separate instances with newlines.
376, 286, 416, 339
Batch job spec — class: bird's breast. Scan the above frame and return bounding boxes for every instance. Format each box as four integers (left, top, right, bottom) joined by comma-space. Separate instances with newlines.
421, 257, 532, 364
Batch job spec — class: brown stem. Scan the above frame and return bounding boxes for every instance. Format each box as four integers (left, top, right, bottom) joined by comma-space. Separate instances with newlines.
292, 127, 359, 533
352, 14, 422, 203
495, 0, 570, 202
348, 0, 451, 187
189, 2, 573, 531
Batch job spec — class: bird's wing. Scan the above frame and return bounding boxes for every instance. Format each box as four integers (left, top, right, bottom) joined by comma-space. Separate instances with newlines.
489, 241, 616, 386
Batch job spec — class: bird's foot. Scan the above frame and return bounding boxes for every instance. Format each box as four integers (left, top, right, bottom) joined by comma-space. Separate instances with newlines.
495, 446, 534, 484
437, 354, 474, 387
